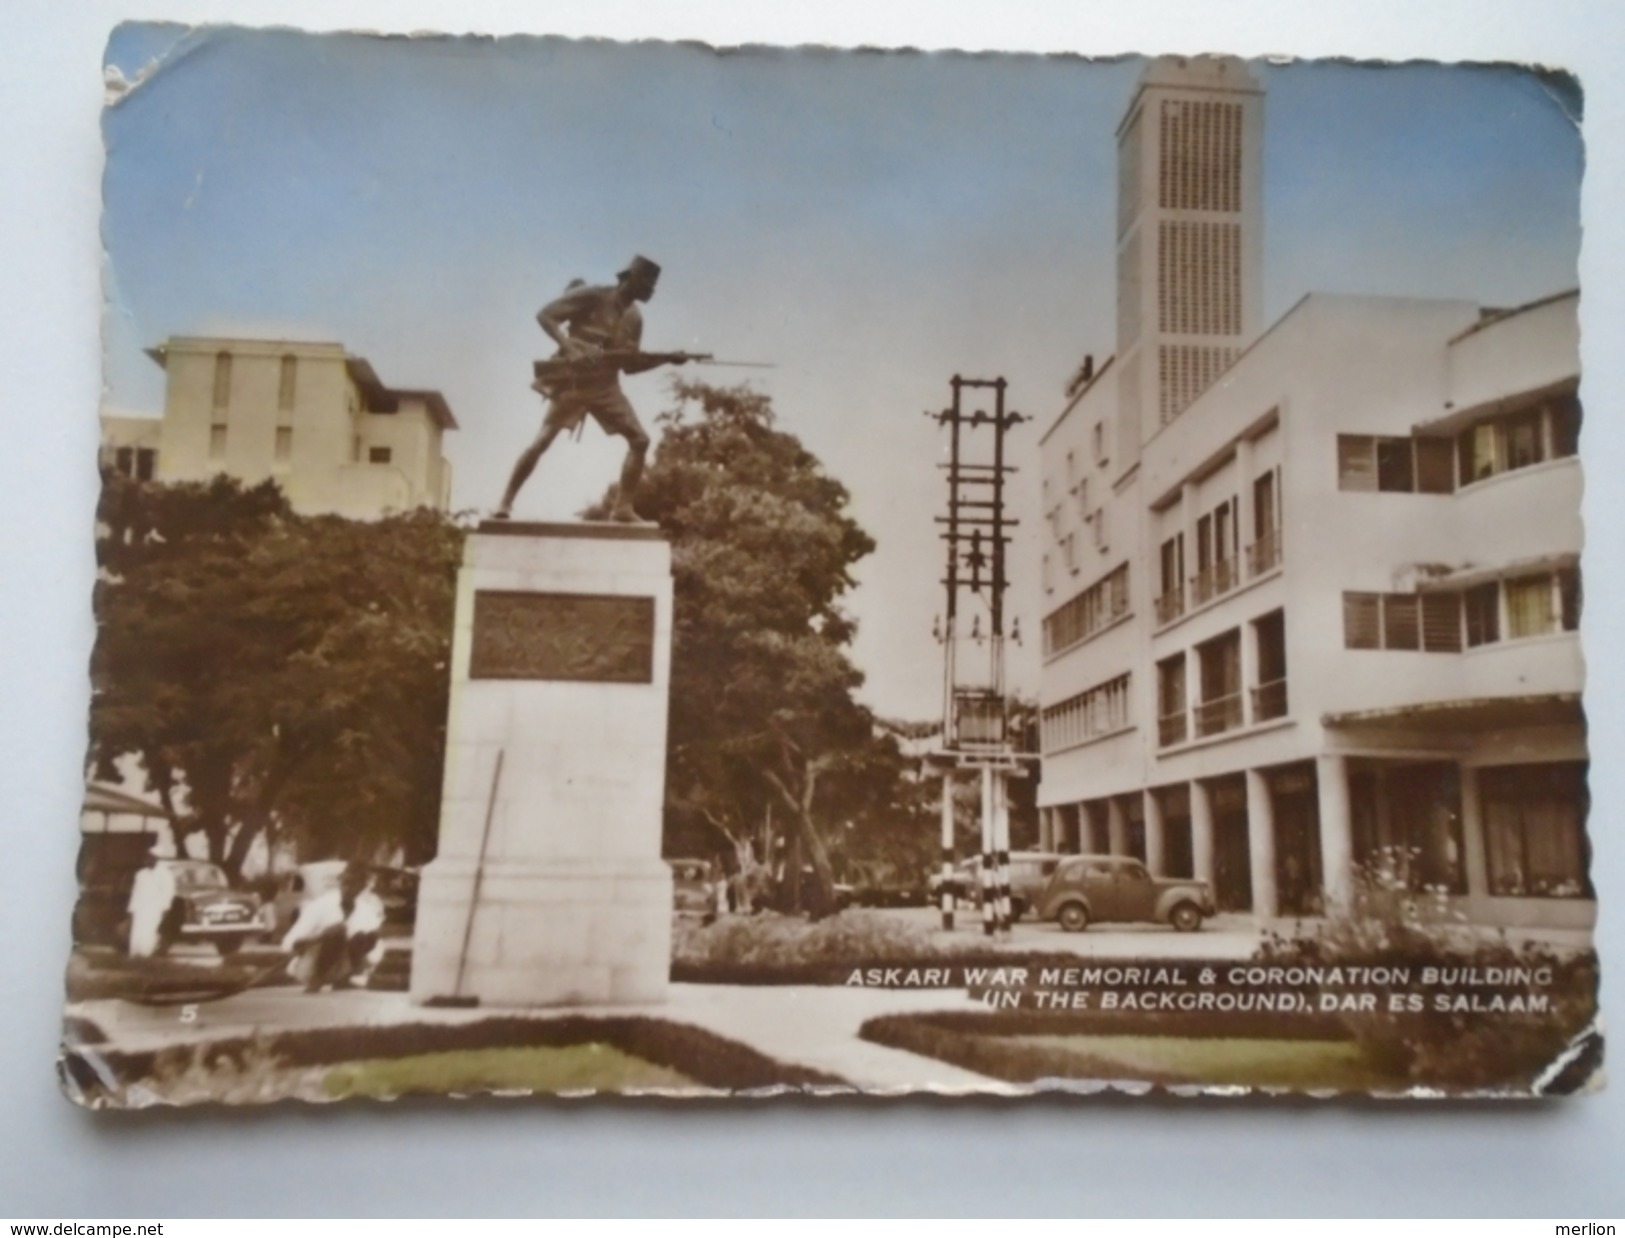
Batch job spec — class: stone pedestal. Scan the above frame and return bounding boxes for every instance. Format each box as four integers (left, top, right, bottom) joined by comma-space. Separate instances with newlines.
410, 521, 673, 1008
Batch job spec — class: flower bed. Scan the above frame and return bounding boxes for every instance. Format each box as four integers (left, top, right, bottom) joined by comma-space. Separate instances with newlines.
671, 909, 1103, 985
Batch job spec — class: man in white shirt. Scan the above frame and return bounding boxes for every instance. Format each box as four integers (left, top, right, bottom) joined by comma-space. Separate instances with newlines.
282, 864, 382, 993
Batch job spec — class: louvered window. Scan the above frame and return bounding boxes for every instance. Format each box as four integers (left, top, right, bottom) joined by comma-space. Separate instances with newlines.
1159, 100, 1242, 212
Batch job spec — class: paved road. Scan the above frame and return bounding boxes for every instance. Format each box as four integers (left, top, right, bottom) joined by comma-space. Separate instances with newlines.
862, 905, 1595, 958
870, 905, 1265, 959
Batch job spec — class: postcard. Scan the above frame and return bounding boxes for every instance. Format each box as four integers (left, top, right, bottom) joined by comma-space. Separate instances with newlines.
63, 25, 1600, 1106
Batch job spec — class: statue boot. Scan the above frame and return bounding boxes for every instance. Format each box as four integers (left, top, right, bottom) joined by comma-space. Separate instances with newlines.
610, 442, 651, 524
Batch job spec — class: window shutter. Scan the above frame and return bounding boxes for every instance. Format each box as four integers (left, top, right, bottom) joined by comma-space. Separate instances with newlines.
1343, 593, 1381, 648
1383, 595, 1421, 650
1421, 593, 1463, 652
1338, 436, 1377, 491
1375, 438, 1416, 493
1415, 438, 1456, 493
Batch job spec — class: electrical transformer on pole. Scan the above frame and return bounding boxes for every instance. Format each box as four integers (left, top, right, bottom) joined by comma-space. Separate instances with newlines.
927, 376, 1032, 935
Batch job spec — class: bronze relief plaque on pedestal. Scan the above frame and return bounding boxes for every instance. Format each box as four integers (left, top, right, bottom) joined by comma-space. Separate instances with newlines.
469, 591, 655, 683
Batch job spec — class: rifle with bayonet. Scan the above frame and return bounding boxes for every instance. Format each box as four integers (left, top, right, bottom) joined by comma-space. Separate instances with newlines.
532, 350, 771, 396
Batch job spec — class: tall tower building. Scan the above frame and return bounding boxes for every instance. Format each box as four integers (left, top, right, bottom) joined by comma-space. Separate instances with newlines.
1113, 57, 1263, 477
1038, 57, 1588, 938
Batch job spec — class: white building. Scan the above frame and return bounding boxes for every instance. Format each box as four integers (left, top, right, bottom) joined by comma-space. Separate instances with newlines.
97, 414, 161, 482
1036, 57, 1589, 932
102, 336, 457, 519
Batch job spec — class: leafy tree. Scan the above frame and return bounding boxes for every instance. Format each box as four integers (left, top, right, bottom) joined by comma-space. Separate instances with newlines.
590, 381, 890, 914
827, 723, 941, 889
1004, 696, 1042, 850
90, 474, 463, 877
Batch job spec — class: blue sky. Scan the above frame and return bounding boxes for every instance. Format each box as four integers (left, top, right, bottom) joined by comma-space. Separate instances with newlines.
100, 27, 1582, 720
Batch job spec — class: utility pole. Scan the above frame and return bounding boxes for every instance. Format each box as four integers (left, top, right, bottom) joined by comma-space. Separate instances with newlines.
927, 376, 1029, 935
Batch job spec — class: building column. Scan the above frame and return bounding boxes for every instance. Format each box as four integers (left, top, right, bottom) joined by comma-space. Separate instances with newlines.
1459, 763, 1490, 902
1181, 481, 1198, 608
1107, 797, 1129, 855
1240, 616, 1259, 727
1315, 754, 1355, 912
1143, 789, 1166, 876
1037, 805, 1054, 852
1237, 435, 1256, 575
1190, 779, 1216, 887
1373, 766, 1393, 858
1185, 643, 1203, 739
1245, 768, 1279, 920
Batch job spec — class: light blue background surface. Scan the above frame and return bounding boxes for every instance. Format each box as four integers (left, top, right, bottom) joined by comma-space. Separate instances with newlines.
2, 1, 1622, 1218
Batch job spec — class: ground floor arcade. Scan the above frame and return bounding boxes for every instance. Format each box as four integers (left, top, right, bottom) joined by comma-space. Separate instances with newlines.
1037, 745, 1593, 931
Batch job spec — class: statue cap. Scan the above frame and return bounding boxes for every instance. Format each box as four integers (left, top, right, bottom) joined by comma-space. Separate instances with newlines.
618, 254, 661, 282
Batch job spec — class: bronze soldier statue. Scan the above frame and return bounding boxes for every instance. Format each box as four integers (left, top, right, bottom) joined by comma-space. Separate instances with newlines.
494, 255, 690, 523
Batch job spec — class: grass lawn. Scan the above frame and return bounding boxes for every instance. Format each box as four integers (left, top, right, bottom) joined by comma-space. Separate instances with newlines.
1007, 1033, 1392, 1091
860, 1012, 1406, 1092
69, 1014, 842, 1107
323, 1043, 697, 1099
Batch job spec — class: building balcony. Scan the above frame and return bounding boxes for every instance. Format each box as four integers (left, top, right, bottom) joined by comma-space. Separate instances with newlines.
1154, 586, 1185, 626
1190, 558, 1239, 607
1246, 528, 1282, 577
1193, 692, 1243, 738
1319, 629, 1583, 724
1157, 710, 1188, 748
1251, 677, 1289, 722
1451, 456, 1582, 570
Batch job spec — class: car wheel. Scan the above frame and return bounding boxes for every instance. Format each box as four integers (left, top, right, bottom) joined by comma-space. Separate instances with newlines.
214, 937, 244, 958
1057, 903, 1090, 933
1170, 903, 1202, 933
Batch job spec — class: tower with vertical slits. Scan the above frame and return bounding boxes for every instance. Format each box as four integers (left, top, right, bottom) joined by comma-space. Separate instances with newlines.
1113, 57, 1263, 476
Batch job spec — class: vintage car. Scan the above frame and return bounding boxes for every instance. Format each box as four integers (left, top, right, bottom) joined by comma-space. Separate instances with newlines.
262, 860, 419, 942
926, 851, 1064, 919
260, 860, 346, 942
846, 860, 928, 909
667, 858, 722, 923
153, 859, 265, 955
1034, 854, 1215, 932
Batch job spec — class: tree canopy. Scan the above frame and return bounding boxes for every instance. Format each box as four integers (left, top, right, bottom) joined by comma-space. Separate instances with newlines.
592, 381, 907, 913
90, 474, 463, 876
87, 406, 1022, 901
